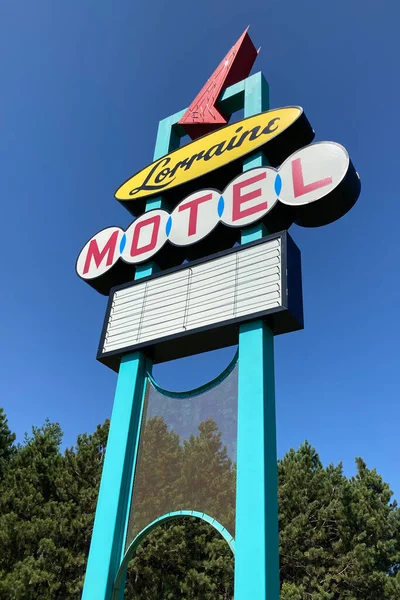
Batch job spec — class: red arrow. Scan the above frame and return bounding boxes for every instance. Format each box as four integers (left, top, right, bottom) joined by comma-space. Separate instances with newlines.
178, 27, 259, 140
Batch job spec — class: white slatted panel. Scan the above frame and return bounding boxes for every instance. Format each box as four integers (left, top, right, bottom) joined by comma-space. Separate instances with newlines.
102, 238, 282, 354
235, 239, 281, 317
185, 253, 237, 330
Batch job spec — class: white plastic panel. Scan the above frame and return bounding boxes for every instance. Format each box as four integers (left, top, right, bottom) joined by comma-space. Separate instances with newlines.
102, 238, 282, 355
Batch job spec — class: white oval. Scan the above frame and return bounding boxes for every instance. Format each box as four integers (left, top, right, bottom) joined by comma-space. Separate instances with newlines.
221, 167, 278, 227
277, 142, 350, 206
168, 189, 221, 246
76, 226, 124, 279
121, 209, 169, 264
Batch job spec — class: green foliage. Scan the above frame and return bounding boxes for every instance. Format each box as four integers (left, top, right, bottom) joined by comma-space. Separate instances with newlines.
125, 519, 233, 600
127, 416, 184, 539
124, 415, 236, 598
0, 407, 16, 480
180, 419, 236, 535
0, 408, 399, 599
128, 416, 235, 542
279, 442, 400, 599
0, 417, 109, 599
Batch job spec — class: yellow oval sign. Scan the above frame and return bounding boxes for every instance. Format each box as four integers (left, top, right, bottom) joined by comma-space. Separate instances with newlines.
116, 107, 310, 203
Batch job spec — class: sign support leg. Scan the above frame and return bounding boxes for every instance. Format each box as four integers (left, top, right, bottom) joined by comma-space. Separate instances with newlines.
234, 73, 280, 600
81, 352, 146, 600
235, 314, 280, 600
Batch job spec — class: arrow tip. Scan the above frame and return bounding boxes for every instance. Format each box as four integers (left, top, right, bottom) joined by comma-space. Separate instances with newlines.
178, 27, 259, 140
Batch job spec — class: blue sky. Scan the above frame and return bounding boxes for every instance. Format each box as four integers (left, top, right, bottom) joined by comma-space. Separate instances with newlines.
1, 1, 399, 498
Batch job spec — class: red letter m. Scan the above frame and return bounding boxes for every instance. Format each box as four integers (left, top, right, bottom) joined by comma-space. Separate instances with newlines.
83, 230, 119, 275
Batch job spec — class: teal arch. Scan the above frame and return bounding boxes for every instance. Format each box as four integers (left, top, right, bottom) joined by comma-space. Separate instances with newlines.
147, 349, 238, 398
113, 511, 235, 599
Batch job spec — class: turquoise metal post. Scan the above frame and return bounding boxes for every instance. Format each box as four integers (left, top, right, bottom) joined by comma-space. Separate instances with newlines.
82, 353, 146, 600
234, 73, 281, 600
81, 112, 184, 600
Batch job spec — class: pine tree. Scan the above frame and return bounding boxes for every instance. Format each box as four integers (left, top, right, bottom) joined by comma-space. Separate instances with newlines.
180, 418, 236, 536
0, 414, 109, 599
124, 416, 236, 599
0, 407, 16, 480
55, 420, 110, 596
0, 420, 65, 598
279, 442, 400, 599
125, 518, 234, 600
0, 407, 399, 600
126, 416, 183, 542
